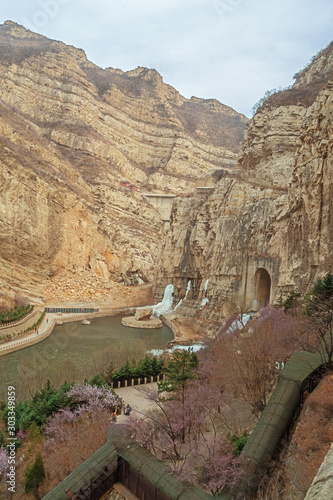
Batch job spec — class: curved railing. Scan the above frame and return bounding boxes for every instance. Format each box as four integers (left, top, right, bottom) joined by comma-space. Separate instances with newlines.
0, 317, 56, 356
0, 307, 134, 356
0, 308, 39, 331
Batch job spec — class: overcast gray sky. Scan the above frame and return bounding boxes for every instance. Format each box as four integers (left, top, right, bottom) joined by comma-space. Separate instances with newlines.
1, 0, 332, 116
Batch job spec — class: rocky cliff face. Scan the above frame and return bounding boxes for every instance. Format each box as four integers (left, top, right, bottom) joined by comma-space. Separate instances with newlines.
155, 42, 333, 326
0, 21, 248, 307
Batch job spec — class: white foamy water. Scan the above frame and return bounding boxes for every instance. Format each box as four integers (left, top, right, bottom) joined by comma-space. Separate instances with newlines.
228, 313, 252, 332
153, 284, 174, 317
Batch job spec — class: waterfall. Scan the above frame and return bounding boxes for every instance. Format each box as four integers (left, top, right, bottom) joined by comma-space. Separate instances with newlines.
174, 299, 182, 311
184, 280, 191, 299
174, 280, 191, 311
228, 313, 252, 332
200, 279, 209, 308
153, 284, 174, 317
200, 297, 209, 308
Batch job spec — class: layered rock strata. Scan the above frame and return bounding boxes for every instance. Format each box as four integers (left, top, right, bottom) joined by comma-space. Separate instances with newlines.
0, 21, 247, 307
154, 43, 333, 325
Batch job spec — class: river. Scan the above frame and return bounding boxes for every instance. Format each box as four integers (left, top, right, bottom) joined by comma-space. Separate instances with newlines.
0, 316, 173, 401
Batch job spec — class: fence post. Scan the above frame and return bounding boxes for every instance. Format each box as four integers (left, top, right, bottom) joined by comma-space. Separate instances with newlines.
131, 379, 134, 386
157, 375, 160, 382
144, 377, 147, 385
125, 380, 128, 388
118, 381, 121, 389
138, 378, 141, 385
150, 376, 153, 384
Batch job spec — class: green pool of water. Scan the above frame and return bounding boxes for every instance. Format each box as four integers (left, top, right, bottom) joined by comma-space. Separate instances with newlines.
0, 315, 173, 401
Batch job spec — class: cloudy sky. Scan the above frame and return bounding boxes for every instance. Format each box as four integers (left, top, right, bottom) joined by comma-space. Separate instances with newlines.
1, 0, 332, 116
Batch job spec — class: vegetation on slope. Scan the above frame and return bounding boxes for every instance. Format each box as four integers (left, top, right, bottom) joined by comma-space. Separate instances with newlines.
1, 274, 333, 497
0, 304, 33, 325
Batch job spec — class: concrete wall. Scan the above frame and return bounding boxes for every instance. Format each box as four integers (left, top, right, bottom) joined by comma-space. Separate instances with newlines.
239, 351, 325, 496
143, 194, 176, 223
0, 308, 41, 337
234, 254, 281, 311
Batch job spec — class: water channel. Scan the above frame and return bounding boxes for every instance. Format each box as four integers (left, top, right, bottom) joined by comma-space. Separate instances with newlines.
0, 316, 173, 401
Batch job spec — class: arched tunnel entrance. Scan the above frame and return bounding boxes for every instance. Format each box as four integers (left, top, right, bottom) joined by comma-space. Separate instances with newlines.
255, 268, 271, 308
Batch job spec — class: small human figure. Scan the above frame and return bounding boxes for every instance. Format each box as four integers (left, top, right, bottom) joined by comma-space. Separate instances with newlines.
37, 329, 38, 335
47, 318, 48, 323
125, 404, 132, 416
111, 412, 117, 423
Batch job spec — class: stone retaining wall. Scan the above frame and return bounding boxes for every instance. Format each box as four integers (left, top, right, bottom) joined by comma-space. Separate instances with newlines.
0, 308, 41, 336
0, 307, 135, 356
0, 317, 56, 356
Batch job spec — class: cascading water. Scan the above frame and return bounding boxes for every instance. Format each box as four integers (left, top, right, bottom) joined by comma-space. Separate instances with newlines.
204, 279, 209, 292
174, 299, 182, 311
200, 279, 209, 308
153, 284, 174, 317
184, 280, 191, 299
174, 280, 191, 311
200, 298, 209, 308
228, 313, 252, 332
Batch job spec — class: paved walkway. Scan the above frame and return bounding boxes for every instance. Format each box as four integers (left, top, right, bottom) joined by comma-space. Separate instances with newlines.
0, 306, 133, 356
0, 312, 55, 355
114, 383, 159, 423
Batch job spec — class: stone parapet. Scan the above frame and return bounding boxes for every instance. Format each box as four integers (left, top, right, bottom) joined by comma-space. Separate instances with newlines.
0, 308, 41, 336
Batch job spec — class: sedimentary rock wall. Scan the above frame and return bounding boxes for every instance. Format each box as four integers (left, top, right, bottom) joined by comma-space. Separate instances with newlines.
155, 43, 333, 324
0, 21, 247, 307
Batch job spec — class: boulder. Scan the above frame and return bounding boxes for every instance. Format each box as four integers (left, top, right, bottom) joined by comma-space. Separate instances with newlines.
135, 306, 153, 321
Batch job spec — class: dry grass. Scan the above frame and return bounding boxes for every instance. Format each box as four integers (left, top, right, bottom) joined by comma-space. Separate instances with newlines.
0, 412, 111, 499
257, 375, 333, 499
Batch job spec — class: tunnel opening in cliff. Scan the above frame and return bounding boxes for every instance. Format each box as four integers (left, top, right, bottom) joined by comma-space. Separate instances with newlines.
255, 268, 271, 308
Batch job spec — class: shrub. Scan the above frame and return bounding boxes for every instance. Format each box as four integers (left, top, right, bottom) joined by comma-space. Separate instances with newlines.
303, 272, 333, 366
24, 452, 45, 494
109, 355, 164, 384
227, 431, 249, 456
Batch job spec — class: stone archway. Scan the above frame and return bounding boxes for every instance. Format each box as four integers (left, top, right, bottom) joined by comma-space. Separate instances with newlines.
255, 268, 271, 308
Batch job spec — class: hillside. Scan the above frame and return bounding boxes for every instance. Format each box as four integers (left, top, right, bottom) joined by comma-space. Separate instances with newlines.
0, 21, 248, 308
154, 41, 333, 326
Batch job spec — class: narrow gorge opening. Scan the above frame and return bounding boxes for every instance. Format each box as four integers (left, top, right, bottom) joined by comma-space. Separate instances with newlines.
255, 268, 271, 308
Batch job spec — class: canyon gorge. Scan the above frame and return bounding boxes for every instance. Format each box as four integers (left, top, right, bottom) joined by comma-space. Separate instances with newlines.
155, 41, 333, 327
0, 19, 332, 500
0, 20, 332, 337
0, 20, 247, 310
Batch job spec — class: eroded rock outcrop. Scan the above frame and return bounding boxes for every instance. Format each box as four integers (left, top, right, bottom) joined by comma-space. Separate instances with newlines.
0, 21, 247, 307
154, 42, 333, 326
305, 443, 333, 500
